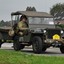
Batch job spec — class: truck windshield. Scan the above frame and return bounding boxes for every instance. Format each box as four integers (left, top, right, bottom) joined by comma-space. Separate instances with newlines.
11, 15, 54, 27
28, 17, 54, 25
11, 15, 20, 26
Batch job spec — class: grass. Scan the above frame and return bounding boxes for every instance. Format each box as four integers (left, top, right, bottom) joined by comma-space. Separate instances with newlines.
0, 50, 64, 64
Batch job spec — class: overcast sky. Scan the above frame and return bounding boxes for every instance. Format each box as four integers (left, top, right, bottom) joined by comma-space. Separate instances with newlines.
0, 0, 64, 21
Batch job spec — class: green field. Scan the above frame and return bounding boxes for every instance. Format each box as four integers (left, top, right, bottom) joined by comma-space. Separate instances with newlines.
0, 50, 64, 64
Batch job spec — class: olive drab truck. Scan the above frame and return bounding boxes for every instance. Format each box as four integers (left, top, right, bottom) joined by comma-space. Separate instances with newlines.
0, 11, 64, 54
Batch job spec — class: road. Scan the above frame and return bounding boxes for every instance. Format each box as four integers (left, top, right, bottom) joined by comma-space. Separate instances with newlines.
1, 43, 64, 56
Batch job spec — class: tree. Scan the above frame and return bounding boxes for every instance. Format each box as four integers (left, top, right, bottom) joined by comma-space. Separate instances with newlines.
26, 6, 36, 11
32, 7, 36, 11
0, 20, 5, 26
0, 20, 11, 27
50, 3, 64, 16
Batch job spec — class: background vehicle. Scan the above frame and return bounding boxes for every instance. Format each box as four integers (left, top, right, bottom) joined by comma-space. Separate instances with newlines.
0, 11, 64, 53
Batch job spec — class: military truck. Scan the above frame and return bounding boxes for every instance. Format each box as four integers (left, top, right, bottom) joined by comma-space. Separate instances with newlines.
0, 11, 64, 53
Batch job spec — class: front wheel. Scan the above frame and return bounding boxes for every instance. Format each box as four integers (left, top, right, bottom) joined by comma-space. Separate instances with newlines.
32, 36, 43, 54
60, 45, 64, 53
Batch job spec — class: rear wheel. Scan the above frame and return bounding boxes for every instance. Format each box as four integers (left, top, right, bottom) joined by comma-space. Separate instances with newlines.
42, 47, 47, 52
20, 44, 25, 49
32, 36, 43, 54
60, 45, 64, 53
0, 43, 2, 48
13, 36, 25, 51
13, 43, 25, 51
13, 42, 21, 51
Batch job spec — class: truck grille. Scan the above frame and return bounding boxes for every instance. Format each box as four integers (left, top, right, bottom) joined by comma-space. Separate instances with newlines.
47, 29, 61, 39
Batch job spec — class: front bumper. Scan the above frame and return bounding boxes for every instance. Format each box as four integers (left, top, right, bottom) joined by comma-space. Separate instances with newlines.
44, 39, 64, 47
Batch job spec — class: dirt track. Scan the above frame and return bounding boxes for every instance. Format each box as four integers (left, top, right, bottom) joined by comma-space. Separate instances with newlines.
1, 43, 64, 56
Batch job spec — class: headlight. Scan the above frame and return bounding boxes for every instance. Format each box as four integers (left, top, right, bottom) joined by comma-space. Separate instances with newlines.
43, 30, 46, 33
61, 30, 63, 34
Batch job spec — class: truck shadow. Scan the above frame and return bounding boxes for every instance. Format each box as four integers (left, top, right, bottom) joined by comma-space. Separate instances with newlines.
21, 47, 63, 55
21, 49, 62, 55
0, 47, 63, 55
1, 43, 63, 55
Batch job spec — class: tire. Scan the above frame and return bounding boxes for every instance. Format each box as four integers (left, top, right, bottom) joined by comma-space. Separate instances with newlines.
60, 46, 64, 53
42, 47, 47, 52
20, 44, 25, 49
0, 33, 3, 48
13, 36, 25, 51
0, 43, 2, 48
13, 42, 21, 51
32, 36, 43, 54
